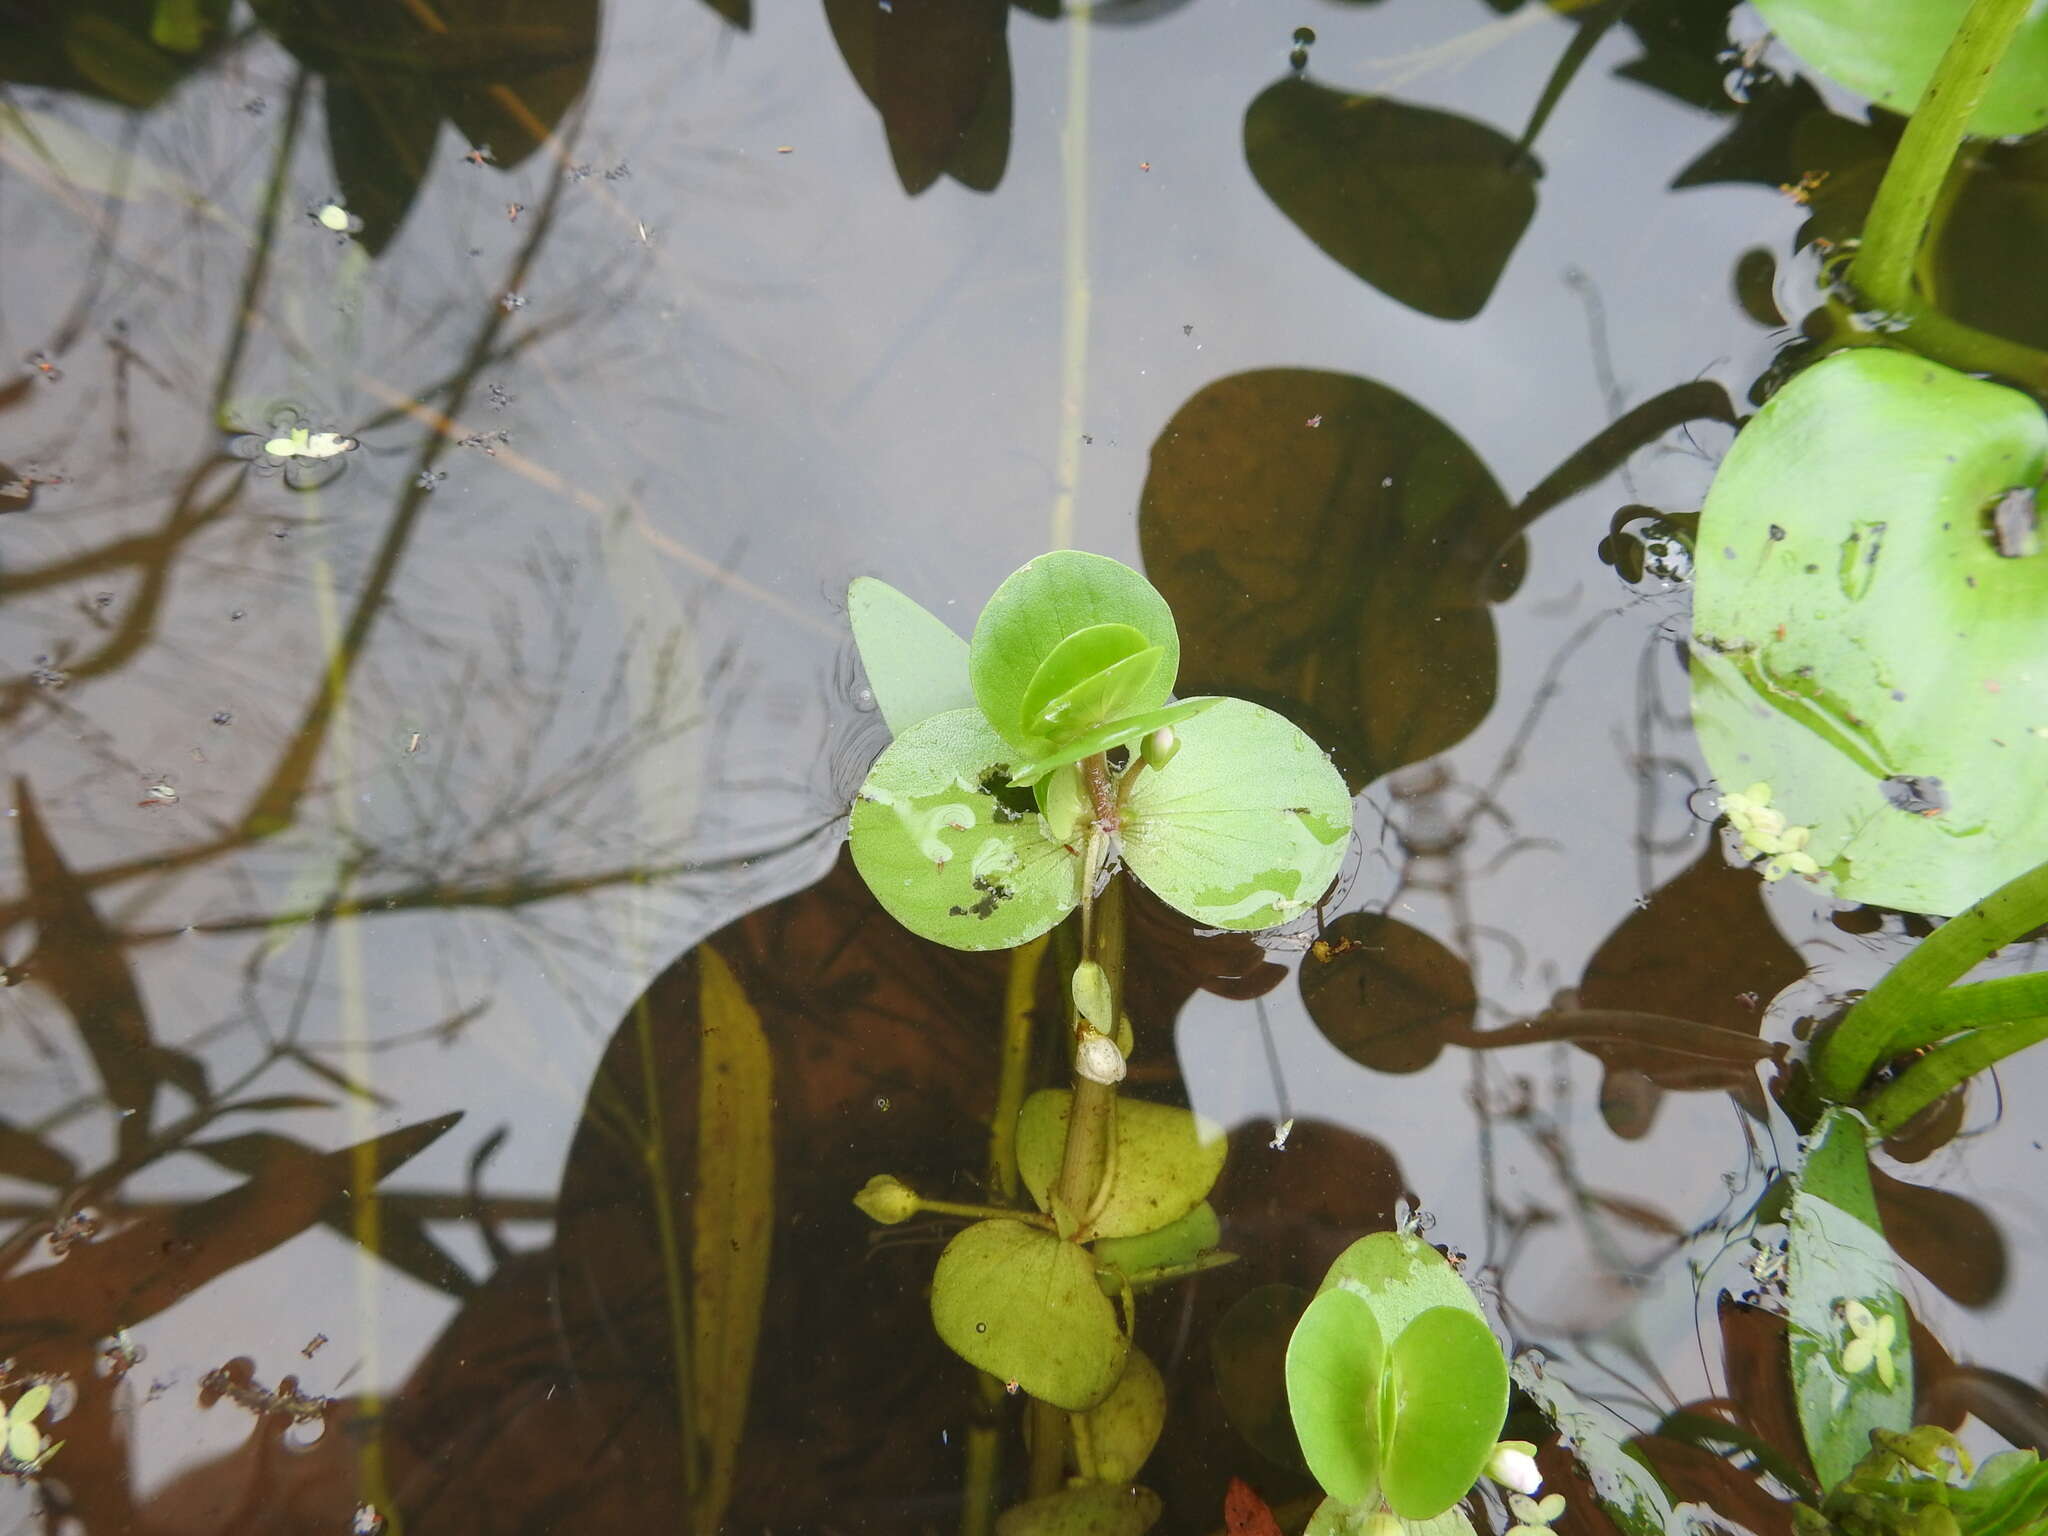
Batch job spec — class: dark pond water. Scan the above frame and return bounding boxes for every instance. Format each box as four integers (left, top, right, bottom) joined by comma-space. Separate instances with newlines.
1, 1, 2044, 1532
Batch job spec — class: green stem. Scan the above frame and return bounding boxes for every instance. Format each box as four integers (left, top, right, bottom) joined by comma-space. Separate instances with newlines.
1818, 296, 2048, 394
1863, 1015, 2048, 1134
1847, 0, 2031, 312
1868, 970, 2048, 1055
1813, 855, 2048, 1102
989, 935, 1049, 1204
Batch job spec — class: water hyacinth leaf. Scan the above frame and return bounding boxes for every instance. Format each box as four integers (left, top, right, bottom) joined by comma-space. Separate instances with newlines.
1381, 1307, 1510, 1519
1750, 0, 2048, 139
1244, 78, 1538, 321
1078, 1346, 1168, 1482
1008, 698, 1216, 787
929, 1219, 1128, 1410
1121, 698, 1351, 931
994, 1482, 1164, 1536
848, 708, 1080, 951
1093, 1200, 1222, 1284
970, 552, 1179, 754
1020, 623, 1158, 737
1788, 1107, 1912, 1490
1512, 1355, 1682, 1536
1286, 1286, 1387, 1506
1317, 1232, 1486, 1342
1689, 350, 2048, 916
1016, 1090, 1226, 1239
847, 576, 974, 735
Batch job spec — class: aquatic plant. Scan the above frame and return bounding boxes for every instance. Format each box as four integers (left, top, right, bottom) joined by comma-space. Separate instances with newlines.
1284, 1231, 1521, 1536
845, 550, 1350, 1527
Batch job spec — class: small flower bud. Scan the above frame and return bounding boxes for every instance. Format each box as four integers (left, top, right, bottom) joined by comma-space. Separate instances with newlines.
1141, 727, 1180, 771
1486, 1441, 1543, 1496
852, 1173, 922, 1225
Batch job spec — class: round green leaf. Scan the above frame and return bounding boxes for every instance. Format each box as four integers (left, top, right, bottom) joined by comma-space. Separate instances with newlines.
1015, 1089, 1227, 1239
1690, 350, 2048, 915
7, 1417, 40, 1466
849, 708, 1082, 951
1031, 645, 1168, 745
930, 1219, 1129, 1411
1020, 623, 1157, 737
970, 552, 1180, 753
1316, 1232, 1486, 1343
1008, 698, 1217, 788
1077, 1347, 1167, 1483
1751, 0, 2048, 139
1286, 1285, 1387, 1507
847, 576, 975, 735
994, 1482, 1165, 1536
1120, 697, 1352, 931
1381, 1306, 1509, 1519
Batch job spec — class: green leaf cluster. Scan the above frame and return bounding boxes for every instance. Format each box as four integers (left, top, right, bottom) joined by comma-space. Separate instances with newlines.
1799, 1427, 2048, 1536
1286, 1232, 1511, 1526
847, 553, 1352, 950
924, 1092, 1230, 1413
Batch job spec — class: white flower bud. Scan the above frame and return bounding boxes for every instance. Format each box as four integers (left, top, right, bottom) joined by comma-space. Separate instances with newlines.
1486, 1441, 1543, 1496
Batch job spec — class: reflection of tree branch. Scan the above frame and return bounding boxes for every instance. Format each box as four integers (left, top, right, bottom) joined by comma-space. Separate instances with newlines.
239, 150, 580, 839
211, 70, 308, 419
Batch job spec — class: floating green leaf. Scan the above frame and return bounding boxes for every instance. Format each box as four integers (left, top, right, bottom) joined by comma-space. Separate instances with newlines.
1120, 697, 1351, 931
994, 1482, 1164, 1536
847, 576, 975, 735
1244, 78, 1538, 321
1750, 0, 2048, 139
1690, 349, 2048, 916
1078, 1347, 1167, 1482
929, 1219, 1128, 1410
1015, 1090, 1226, 1239
1381, 1307, 1510, 1519
1787, 1108, 1913, 1491
970, 551, 1179, 755
1317, 1232, 1486, 1342
1021, 624, 1160, 739
1287, 1286, 1388, 1507
848, 708, 1081, 950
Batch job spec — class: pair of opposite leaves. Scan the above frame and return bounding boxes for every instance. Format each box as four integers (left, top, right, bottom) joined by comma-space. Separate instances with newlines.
846, 551, 1352, 951
1286, 1233, 1511, 1527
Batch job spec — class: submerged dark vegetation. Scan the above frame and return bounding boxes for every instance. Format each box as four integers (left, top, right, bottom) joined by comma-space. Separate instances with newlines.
2, 0, 2048, 1533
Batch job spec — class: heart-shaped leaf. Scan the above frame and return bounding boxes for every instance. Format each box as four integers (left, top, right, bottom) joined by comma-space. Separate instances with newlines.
848, 708, 1082, 951
1244, 78, 1538, 321
1016, 1090, 1226, 1239
1120, 697, 1352, 931
1751, 0, 2048, 139
1381, 1306, 1509, 1519
1690, 349, 2048, 916
1286, 1285, 1387, 1507
847, 576, 975, 735
970, 552, 1179, 755
929, 1219, 1128, 1411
